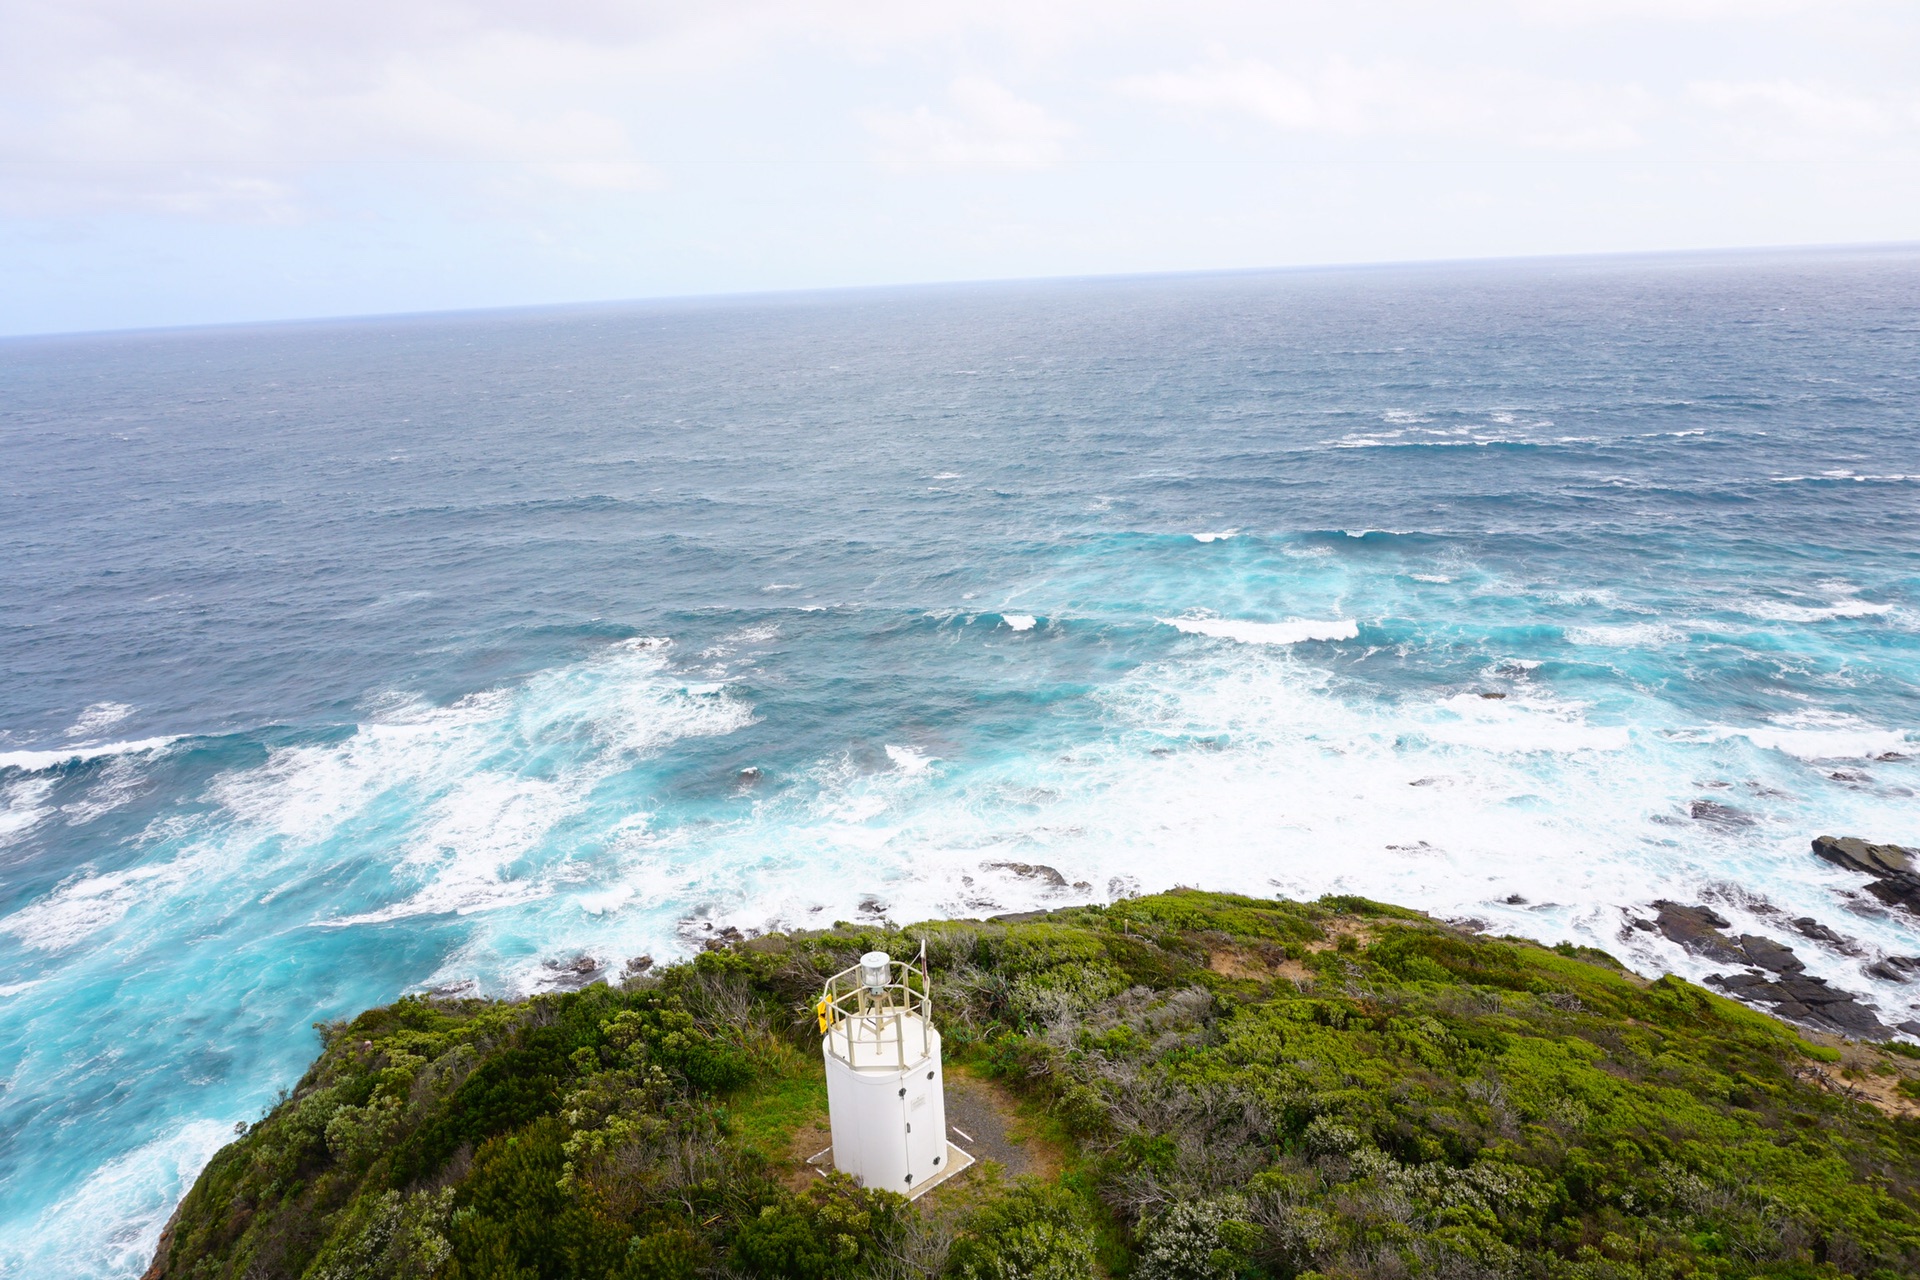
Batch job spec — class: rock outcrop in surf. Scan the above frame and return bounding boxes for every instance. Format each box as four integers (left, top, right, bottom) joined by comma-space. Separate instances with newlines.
1814, 834, 1920, 915
1637, 900, 1900, 1039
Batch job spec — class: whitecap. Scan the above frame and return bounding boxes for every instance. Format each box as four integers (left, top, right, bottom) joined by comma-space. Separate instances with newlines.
0, 736, 180, 775
577, 885, 637, 916
1411, 573, 1452, 583
1002, 615, 1037, 631
1706, 726, 1910, 762
1736, 598, 1893, 623
884, 744, 935, 775
1191, 530, 1236, 543
723, 623, 781, 644
0, 776, 56, 845
64, 702, 133, 739
1160, 616, 1358, 645
1564, 623, 1683, 648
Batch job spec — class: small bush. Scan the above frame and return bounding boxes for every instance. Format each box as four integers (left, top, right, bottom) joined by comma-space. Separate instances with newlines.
946, 1179, 1097, 1280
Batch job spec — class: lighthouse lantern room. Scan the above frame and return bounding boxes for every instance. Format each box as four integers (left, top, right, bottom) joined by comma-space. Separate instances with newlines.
816, 945, 969, 1197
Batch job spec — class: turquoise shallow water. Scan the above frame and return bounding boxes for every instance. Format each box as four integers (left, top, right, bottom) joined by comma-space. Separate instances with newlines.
2, 249, 1918, 1275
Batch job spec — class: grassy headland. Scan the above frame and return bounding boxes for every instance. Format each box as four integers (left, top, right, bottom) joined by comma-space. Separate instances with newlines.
146, 891, 1920, 1279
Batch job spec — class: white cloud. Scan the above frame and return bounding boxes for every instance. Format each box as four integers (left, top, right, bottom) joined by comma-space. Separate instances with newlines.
1, 0, 1917, 330
1689, 79, 1899, 135
0, 0, 683, 217
1118, 56, 1649, 152
866, 78, 1076, 170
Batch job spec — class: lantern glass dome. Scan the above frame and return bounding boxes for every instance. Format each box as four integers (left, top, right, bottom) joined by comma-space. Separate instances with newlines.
860, 951, 890, 993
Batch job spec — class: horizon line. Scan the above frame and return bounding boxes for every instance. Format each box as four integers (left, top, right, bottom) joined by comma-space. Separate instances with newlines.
6, 237, 1917, 345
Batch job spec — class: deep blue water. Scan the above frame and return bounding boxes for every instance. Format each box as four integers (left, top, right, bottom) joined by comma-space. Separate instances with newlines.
2, 249, 1918, 1276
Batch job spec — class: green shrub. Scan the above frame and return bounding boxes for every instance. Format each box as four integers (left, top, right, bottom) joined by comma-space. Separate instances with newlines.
946, 1179, 1097, 1280
732, 1175, 904, 1279
1132, 1198, 1258, 1280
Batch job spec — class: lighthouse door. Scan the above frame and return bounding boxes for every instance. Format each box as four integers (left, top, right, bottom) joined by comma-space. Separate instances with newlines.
899, 1086, 918, 1187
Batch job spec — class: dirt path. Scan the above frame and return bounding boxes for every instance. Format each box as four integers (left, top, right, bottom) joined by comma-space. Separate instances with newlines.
940, 1066, 1059, 1182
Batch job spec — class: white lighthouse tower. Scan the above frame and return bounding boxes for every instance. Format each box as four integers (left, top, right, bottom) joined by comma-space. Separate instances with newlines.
816, 946, 971, 1197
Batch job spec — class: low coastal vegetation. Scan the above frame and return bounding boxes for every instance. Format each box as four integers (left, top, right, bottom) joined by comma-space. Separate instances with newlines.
148, 890, 1920, 1280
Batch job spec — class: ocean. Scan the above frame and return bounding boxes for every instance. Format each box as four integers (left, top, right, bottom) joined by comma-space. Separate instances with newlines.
2, 248, 1917, 1276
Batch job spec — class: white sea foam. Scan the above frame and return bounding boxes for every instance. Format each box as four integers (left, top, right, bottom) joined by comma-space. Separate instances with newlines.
579, 641, 1920, 1033
1160, 616, 1359, 645
59, 754, 151, 826
885, 744, 935, 775
1002, 615, 1037, 631
1191, 530, 1236, 543
209, 615, 1920, 1043
1564, 623, 1683, 648
0, 859, 192, 952
0, 736, 179, 775
1736, 597, 1893, 623
1419, 694, 1633, 754
0, 777, 56, 845
1411, 573, 1452, 583
64, 702, 133, 739
2, 637, 759, 950
1700, 725, 1911, 762
0, 1117, 233, 1280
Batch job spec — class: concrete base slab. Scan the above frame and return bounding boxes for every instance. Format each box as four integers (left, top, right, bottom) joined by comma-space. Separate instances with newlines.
806, 1140, 976, 1201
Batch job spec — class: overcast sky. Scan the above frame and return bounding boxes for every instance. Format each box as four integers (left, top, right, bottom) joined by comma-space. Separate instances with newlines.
2, 0, 1917, 335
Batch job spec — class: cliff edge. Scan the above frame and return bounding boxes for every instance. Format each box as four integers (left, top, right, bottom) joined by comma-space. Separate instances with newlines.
147, 890, 1920, 1279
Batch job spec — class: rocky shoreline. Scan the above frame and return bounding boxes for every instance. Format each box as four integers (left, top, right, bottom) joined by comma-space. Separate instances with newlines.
1628, 834, 1920, 1042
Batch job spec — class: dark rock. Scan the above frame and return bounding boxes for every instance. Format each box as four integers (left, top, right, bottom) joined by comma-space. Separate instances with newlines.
1735, 934, 1804, 974
1478, 691, 1507, 700
1504, 894, 1528, 905
857, 896, 888, 915
983, 861, 1069, 888
1899, 1021, 1920, 1037
1864, 878, 1920, 913
1813, 835, 1915, 878
1650, 901, 1743, 962
542, 954, 605, 989
1708, 971, 1773, 995
1689, 800, 1754, 828
1706, 970, 1892, 1040
989, 909, 1052, 923
1866, 956, 1920, 983
1812, 836, 1920, 919
1792, 917, 1856, 949
620, 955, 654, 977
